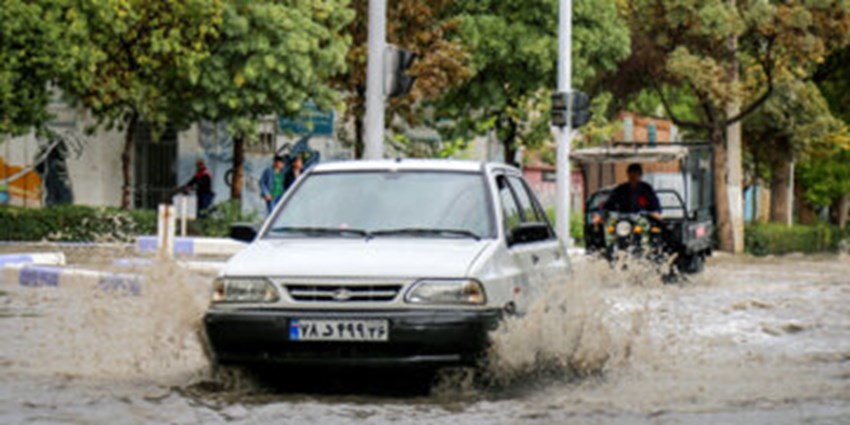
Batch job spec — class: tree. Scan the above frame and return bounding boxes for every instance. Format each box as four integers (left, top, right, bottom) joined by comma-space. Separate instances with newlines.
61, 0, 224, 208
0, 0, 80, 137
434, 0, 631, 164
813, 45, 850, 227
335, 0, 472, 158
744, 78, 846, 223
176, 0, 353, 200
611, 0, 850, 252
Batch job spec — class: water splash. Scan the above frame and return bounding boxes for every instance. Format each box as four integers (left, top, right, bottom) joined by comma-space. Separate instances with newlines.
2, 259, 212, 386
483, 257, 663, 385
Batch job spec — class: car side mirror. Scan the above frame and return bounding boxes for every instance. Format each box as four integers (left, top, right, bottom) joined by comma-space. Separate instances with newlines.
230, 223, 258, 243
508, 222, 551, 246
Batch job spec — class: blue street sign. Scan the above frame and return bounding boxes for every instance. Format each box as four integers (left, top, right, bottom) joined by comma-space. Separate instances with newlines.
279, 102, 335, 137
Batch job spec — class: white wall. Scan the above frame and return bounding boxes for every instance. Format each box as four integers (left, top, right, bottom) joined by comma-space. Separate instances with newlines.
1, 102, 125, 207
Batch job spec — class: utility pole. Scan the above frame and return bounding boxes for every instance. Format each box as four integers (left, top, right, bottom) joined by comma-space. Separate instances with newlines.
555, 0, 572, 246
364, 0, 387, 160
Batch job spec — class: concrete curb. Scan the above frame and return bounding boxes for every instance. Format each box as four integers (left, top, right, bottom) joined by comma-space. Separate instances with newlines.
135, 236, 246, 257
0, 252, 66, 268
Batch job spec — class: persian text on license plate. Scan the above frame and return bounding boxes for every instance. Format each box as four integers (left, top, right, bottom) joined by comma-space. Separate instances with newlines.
289, 319, 389, 342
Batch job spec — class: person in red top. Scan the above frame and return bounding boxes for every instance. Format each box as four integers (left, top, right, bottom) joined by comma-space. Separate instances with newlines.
180, 159, 216, 218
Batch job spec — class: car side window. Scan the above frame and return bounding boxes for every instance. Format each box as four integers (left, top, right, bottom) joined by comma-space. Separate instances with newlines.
496, 175, 522, 235
507, 176, 545, 223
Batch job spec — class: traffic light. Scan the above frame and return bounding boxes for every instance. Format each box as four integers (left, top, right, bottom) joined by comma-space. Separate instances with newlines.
551, 90, 592, 129
384, 45, 417, 98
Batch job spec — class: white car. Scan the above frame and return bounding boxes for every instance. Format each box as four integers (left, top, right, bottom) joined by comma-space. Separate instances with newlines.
204, 159, 570, 368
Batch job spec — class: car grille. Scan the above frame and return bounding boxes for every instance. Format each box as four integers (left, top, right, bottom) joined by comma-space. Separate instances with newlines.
284, 284, 403, 303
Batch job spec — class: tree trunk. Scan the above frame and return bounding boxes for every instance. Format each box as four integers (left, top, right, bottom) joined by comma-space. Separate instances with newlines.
231, 134, 244, 201
796, 177, 816, 225
121, 116, 138, 210
769, 157, 791, 224
838, 194, 849, 229
712, 125, 735, 252
725, 0, 745, 253
354, 113, 365, 159
502, 119, 519, 166
353, 85, 366, 159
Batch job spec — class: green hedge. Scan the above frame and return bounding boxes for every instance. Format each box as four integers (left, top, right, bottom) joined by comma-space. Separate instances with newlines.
0, 205, 156, 242
745, 223, 850, 256
546, 208, 585, 245
193, 200, 259, 238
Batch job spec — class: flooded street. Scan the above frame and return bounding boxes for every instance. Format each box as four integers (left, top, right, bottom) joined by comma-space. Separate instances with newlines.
1, 252, 848, 424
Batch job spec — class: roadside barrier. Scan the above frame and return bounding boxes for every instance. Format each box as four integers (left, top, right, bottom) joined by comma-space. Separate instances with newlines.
2, 264, 142, 296
1, 260, 219, 295
135, 236, 245, 257
0, 252, 66, 268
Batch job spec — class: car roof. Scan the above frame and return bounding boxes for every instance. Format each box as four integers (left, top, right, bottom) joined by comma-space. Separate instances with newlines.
311, 159, 519, 174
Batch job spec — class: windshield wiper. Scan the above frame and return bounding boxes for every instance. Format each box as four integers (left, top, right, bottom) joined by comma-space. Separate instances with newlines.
370, 228, 481, 241
269, 226, 370, 238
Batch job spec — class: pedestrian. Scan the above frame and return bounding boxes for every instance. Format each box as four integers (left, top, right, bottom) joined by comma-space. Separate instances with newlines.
283, 153, 307, 193
180, 159, 215, 218
259, 155, 287, 213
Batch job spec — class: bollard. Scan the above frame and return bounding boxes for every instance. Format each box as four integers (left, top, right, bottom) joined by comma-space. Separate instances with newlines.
157, 204, 176, 259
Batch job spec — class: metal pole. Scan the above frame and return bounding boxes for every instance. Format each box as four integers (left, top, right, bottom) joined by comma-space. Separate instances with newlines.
555, 0, 572, 246
363, 0, 387, 160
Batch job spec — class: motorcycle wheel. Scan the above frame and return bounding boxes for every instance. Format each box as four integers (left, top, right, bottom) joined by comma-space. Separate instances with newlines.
677, 253, 705, 274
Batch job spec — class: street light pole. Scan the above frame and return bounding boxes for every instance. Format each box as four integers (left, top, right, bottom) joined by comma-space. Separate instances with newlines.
364, 0, 387, 160
555, 0, 572, 246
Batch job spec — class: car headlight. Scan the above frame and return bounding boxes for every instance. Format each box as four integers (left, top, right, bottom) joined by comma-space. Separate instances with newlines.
211, 278, 279, 303
615, 221, 633, 237
405, 279, 487, 305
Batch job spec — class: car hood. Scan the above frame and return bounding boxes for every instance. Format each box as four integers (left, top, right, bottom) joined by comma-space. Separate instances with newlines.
223, 238, 493, 279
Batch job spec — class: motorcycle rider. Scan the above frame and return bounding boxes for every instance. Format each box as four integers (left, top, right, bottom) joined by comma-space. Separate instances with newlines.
592, 163, 662, 225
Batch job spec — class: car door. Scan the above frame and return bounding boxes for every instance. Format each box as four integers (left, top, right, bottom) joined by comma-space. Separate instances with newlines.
494, 172, 537, 310
505, 175, 569, 286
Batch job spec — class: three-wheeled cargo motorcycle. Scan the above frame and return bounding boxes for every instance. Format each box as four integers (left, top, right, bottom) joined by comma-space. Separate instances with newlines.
571, 142, 715, 277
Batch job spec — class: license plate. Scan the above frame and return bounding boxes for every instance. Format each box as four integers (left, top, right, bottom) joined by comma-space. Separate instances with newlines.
289, 319, 389, 342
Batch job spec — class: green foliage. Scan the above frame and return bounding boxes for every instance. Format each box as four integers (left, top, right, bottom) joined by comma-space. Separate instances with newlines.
0, 0, 80, 136
817, 47, 850, 123
61, 0, 226, 135
744, 78, 850, 210
745, 223, 849, 256
179, 0, 354, 136
0, 205, 156, 242
195, 200, 259, 237
546, 207, 584, 246
745, 78, 846, 164
797, 148, 850, 208
435, 0, 631, 161
617, 0, 850, 127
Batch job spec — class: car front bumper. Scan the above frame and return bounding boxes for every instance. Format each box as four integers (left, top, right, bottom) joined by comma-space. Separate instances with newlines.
203, 308, 502, 367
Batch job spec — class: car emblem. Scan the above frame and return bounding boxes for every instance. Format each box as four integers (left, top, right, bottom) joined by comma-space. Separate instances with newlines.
333, 288, 352, 301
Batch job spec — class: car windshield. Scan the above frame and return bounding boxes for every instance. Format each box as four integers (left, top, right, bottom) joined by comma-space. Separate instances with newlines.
265, 170, 494, 239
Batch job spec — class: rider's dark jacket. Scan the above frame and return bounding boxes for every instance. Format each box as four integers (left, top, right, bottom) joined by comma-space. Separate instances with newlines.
603, 181, 661, 214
